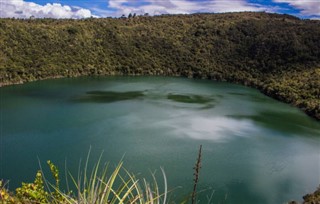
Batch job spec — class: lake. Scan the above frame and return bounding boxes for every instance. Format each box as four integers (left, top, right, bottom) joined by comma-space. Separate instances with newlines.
1, 76, 319, 203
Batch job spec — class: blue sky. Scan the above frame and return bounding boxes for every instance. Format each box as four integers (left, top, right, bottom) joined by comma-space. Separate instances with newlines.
0, 0, 319, 19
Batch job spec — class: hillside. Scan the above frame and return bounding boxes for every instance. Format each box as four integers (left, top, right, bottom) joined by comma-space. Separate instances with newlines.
0, 12, 319, 119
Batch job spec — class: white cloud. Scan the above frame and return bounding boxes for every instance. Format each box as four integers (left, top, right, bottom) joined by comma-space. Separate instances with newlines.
4, 0, 310, 19
0, 0, 93, 19
105, 0, 270, 17
273, 0, 320, 17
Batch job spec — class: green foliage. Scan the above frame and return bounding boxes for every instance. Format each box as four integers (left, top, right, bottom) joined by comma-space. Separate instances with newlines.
14, 161, 65, 203
0, 180, 15, 203
47, 160, 60, 188
302, 186, 320, 204
16, 171, 48, 203
1, 159, 167, 204
0, 158, 318, 204
0, 12, 319, 120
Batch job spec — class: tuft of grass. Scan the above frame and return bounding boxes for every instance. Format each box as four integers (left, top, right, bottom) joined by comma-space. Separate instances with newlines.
0, 151, 168, 204
50, 150, 168, 204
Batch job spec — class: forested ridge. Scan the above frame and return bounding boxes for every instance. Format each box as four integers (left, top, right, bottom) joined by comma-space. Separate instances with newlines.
0, 12, 319, 120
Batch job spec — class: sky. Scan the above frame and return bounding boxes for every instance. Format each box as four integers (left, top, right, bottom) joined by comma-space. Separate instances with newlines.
0, 0, 319, 19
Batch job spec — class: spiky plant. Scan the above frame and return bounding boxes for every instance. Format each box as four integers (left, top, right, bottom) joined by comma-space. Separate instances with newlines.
50, 152, 167, 204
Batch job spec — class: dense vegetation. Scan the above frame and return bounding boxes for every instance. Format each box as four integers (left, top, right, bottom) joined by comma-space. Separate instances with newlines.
0, 12, 319, 120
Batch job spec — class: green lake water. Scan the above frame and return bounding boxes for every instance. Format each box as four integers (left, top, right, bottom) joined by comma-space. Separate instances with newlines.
0, 76, 319, 203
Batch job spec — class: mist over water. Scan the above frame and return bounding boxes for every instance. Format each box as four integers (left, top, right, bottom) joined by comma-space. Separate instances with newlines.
1, 76, 319, 203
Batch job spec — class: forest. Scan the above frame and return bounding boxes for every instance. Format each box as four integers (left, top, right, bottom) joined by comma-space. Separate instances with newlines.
0, 12, 319, 120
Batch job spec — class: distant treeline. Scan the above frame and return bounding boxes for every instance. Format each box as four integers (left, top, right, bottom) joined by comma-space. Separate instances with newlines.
0, 12, 319, 119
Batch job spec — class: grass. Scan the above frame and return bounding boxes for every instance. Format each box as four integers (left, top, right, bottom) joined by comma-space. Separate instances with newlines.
0, 146, 207, 204
52, 151, 168, 204
0, 150, 168, 204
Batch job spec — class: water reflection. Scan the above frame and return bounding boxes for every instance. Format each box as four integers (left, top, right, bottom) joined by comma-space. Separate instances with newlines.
72, 90, 145, 103
226, 111, 320, 135
161, 116, 257, 142
167, 94, 214, 104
